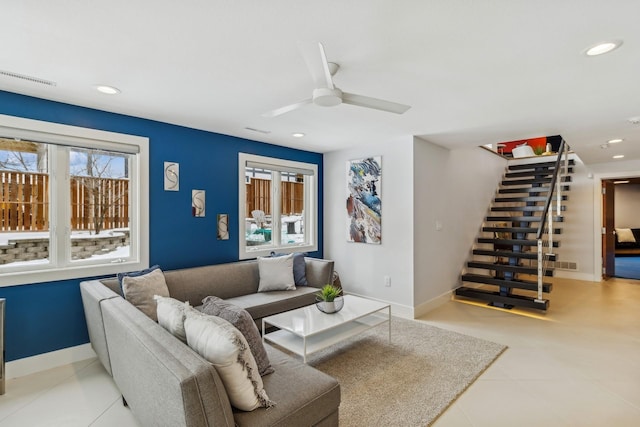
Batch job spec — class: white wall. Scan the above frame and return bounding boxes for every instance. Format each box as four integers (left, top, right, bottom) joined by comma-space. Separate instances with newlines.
413, 141, 506, 316
548, 155, 596, 281
615, 184, 640, 228
587, 158, 640, 279
324, 136, 415, 317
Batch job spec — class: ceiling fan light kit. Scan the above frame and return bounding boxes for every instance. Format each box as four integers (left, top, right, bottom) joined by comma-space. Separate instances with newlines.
264, 42, 410, 117
313, 87, 343, 107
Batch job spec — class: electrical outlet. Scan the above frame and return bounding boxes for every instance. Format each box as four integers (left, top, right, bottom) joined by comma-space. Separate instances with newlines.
384, 275, 391, 287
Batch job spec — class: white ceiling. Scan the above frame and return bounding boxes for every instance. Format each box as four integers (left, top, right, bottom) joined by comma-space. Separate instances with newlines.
3, 1, 640, 164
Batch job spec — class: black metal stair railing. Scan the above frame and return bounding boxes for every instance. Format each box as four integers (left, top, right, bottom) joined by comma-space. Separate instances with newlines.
535, 139, 570, 303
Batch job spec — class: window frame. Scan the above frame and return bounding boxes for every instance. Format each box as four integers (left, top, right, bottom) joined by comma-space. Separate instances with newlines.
238, 153, 317, 259
0, 114, 149, 287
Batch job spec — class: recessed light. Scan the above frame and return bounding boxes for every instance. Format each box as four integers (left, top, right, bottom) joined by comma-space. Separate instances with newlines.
613, 154, 625, 159
584, 40, 622, 56
614, 180, 630, 184
607, 138, 623, 144
292, 133, 305, 138
96, 85, 120, 95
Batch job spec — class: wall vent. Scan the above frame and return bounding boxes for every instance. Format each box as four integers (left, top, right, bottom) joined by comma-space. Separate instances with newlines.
244, 127, 271, 135
0, 70, 57, 87
530, 260, 578, 270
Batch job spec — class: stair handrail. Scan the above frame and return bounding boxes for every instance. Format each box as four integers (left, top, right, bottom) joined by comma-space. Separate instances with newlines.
535, 139, 569, 302
536, 138, 568, 240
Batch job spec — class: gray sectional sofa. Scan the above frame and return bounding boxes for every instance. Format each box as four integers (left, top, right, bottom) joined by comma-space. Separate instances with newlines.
80, 257, 341, 427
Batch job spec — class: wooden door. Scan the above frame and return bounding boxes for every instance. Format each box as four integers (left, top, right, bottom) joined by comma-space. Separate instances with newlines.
602, 180, 616, 279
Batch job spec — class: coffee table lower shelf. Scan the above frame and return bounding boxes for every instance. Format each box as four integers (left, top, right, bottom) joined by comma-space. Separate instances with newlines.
264, 312, 389, 363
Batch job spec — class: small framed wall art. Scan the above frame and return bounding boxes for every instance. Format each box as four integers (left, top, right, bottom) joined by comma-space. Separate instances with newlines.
217, 214, 229, 240
164, 162, 179, 191
192, 189, 205, 217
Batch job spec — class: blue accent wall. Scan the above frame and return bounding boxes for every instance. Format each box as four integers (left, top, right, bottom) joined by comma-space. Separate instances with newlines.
0, 90, 324, 361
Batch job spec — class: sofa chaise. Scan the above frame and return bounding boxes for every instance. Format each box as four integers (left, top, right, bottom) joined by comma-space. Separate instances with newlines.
80, 257, 341, 427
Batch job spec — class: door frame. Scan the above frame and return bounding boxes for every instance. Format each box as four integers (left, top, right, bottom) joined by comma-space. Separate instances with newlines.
593, 171, 640, 280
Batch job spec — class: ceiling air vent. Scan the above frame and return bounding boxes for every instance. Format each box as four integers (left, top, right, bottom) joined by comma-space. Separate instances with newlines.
0, 70, 57, 87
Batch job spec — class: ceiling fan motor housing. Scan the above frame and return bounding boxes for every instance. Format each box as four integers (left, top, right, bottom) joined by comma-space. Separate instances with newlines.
313, 87, 342, 107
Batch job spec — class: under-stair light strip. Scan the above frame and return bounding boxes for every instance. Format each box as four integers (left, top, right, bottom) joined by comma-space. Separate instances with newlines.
0, 70, 57, 86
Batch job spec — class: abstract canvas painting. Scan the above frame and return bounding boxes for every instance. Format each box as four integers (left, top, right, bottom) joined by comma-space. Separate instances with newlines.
346, 156, 381, 244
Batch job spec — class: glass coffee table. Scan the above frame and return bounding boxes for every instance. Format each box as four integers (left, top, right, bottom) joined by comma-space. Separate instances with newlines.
262, 294, 390, 363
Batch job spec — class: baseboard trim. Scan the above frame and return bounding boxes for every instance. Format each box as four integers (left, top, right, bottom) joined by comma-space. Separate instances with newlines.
553, 270, 600, 282
413, 289, 454, 319
345, 291, 414, 319
6, 343, 96, 379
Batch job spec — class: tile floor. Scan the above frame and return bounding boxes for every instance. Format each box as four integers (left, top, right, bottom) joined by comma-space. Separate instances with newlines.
1, 277, 639, 426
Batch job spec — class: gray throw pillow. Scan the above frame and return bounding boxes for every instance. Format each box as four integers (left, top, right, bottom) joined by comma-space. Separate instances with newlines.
257, 254, 295, 292
201, 296, 274, 376
121, 268, 170, 321
117, 264, 161, 291
270, 252, 308, 285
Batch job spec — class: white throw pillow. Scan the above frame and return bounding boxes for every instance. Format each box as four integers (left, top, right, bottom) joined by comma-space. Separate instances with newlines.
184, 309, 274, 411
154, 296, 190, 343
616, 228, 636, 243
122, 268, 170, 321
257, 254, 295, 292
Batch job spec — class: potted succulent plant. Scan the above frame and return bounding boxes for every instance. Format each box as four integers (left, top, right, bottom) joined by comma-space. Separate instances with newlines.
316, 284, 344, 313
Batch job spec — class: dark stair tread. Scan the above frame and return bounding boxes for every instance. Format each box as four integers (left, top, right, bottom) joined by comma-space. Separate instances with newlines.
501, 176, 572, 186
508, 159, 575, 170
472, 248, 557, 261
498, 185, 570, 194
494, 195, 568, 203
477, 237, 560, 247
467, 261, 554, 276
461, 273, 553, 292
486, 215, 564, 223
491, 205, 567, 212
482, 226, 562, 234
504, 167, 573, 179
455, 287, 549, 311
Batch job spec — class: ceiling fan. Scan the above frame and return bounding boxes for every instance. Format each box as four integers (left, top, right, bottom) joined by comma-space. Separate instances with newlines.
263, 42, 411, 118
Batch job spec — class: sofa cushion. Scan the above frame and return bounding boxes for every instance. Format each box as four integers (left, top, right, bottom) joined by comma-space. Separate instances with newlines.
258, 254, 295, 292
121, 268, 169, 321
155, 295, 190, 343
233, 346, 340, 427
184, 308, 274, 412
226, 286, 319, 321
271, 252, 308, 285
201, 296, 274, 376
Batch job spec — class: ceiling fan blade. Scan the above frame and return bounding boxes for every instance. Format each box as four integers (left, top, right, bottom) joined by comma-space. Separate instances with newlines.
342, 92, 411, 114
262, 98, 313, 118
298, 41, 334, 89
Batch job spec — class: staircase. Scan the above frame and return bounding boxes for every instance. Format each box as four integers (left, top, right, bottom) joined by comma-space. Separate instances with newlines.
456, 141, 573, 311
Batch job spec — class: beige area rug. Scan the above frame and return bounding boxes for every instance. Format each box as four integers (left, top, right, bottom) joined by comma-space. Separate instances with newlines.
306, 317, 507, 427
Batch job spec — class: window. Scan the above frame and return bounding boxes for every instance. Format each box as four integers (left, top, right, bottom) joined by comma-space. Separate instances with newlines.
0, 114, 149, 286
239, 153, 317, 259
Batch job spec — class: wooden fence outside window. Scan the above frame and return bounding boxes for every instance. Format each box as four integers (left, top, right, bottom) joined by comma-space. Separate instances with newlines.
0, 170, 129, 232
246, 178, 304, 216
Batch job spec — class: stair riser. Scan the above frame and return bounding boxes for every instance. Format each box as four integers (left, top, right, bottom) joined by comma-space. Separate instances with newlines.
461, 274, 552, 292
455, 287, 549, 311
508, 159, 575, 170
